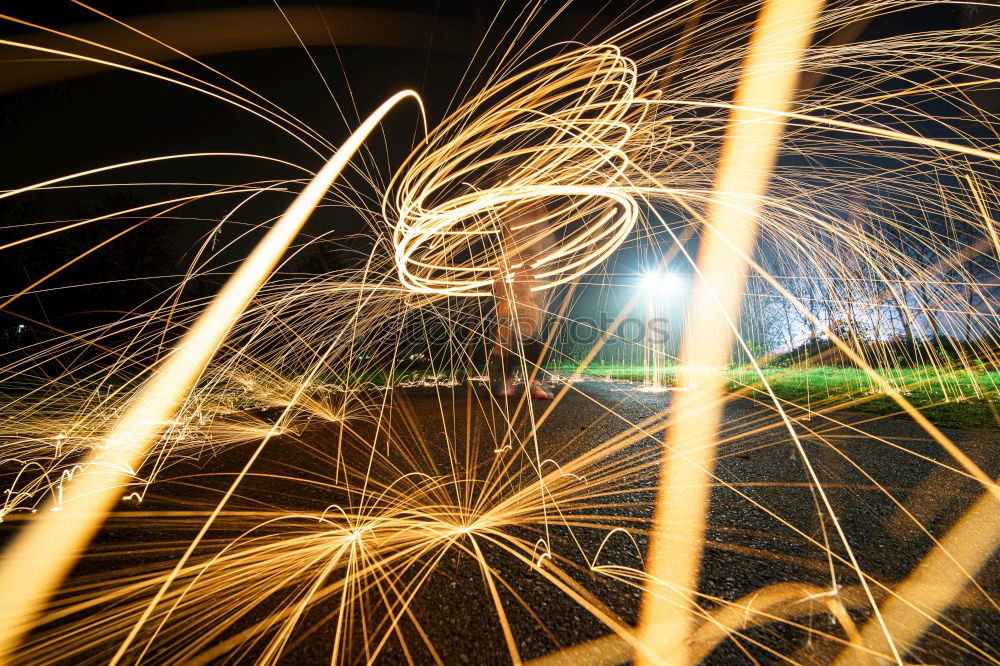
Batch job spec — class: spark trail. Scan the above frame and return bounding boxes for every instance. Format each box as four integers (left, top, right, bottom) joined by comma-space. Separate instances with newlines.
0, 1, 998, 663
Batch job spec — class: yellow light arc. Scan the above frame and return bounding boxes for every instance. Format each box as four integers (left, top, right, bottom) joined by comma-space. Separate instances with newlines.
0, 88, 425, 660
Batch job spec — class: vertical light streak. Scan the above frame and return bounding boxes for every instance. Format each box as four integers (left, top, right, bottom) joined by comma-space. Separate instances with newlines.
645, 289, 666, 390
0, 89, 423, 660
2, 3, 1000, 661
635, 1, 822, 663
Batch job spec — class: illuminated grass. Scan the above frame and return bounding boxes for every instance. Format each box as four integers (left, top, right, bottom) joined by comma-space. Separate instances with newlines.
549, 363, 1000, 427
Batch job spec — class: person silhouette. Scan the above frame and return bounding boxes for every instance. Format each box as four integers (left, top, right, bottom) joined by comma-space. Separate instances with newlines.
488, 197, 555, 400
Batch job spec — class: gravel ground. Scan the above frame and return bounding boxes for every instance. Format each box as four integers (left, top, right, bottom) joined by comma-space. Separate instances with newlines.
6, 380, 997, 664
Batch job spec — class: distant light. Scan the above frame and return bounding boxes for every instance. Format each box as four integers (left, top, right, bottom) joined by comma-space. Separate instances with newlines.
17, 325, 26, 331
641, 272, 682, 292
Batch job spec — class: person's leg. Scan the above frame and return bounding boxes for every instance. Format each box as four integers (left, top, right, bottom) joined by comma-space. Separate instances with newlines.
520, 338, 554, 400
489, 314, 553, 399
490, 317, 517, 397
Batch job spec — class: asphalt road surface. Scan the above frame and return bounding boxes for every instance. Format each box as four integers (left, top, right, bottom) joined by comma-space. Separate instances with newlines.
9, 380, 999, 664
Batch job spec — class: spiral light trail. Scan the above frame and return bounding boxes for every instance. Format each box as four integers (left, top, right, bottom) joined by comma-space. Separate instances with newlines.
0, 1, 997, 663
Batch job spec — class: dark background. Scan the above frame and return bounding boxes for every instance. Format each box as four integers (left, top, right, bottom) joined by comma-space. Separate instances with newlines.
1, 1, 996, 359
0, 1, 621, 351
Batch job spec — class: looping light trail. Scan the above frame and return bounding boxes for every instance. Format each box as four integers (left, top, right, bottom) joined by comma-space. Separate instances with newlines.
0, 1, 999, 663
388, 46, 646, 296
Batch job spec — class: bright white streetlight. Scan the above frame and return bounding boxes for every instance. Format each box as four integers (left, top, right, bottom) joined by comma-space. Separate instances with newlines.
641, 271, 682, 292
639, 271, 683, 391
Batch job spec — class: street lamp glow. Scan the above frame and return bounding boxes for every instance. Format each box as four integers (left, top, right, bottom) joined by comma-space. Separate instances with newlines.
641, 271, 681, 293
